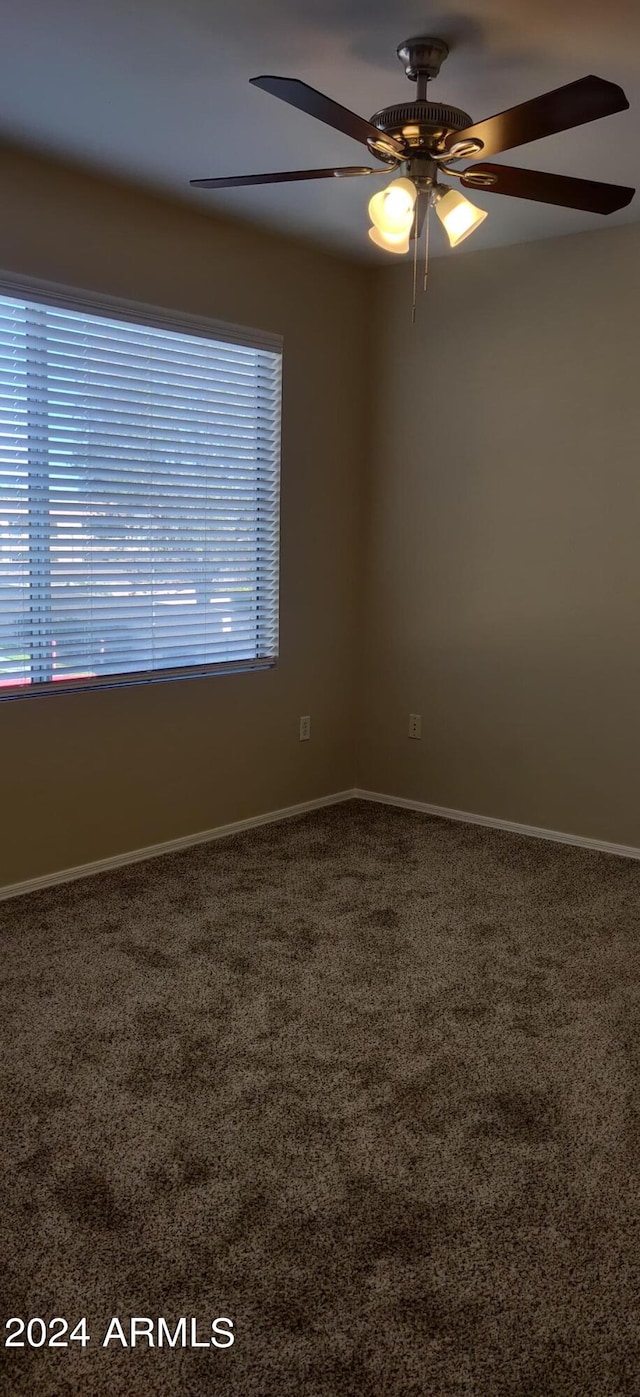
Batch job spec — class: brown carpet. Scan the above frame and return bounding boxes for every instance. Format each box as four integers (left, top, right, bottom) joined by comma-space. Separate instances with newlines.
2, 798, 640, 1396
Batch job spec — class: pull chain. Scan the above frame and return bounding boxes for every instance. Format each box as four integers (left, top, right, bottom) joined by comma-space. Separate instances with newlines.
410, 193, 432, 321
411, 199, 419, 324
423, 195, 431, 292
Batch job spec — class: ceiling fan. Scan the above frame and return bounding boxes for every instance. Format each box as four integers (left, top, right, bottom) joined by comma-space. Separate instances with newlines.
190, 35, 634, 276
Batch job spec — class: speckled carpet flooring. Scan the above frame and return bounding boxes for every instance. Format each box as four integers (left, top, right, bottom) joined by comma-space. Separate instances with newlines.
2, 799, 640, 1396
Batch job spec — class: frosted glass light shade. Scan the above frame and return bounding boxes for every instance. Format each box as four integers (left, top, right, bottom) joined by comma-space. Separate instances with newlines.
368, 178, 417, 236
434, 188, 487, 247
368, 225, 411, 254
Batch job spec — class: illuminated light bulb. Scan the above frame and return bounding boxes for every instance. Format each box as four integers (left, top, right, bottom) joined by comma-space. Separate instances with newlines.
433, 187, 487, 247
368, 177, 417, 236
368, 225, 411, 255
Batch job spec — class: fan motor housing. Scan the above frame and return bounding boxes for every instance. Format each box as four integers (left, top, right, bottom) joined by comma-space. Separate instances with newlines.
370, 101, 473, 156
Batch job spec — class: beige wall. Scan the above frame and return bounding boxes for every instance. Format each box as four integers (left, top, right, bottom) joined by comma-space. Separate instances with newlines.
2, 145, 639, 886
360, 221, 640, 846
0, 146, 370, 886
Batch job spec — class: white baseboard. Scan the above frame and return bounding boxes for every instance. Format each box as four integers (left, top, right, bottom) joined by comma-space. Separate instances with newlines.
354, 788, 640, 862
4, 785, 638, 902
0, 789, 358, 902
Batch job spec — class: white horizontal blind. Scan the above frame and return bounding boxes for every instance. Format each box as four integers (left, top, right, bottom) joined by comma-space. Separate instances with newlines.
0, 286, 281, 696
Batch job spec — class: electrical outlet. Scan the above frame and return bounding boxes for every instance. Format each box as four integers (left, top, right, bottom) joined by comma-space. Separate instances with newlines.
408, 713, 422, 740
299, 715, 311, 741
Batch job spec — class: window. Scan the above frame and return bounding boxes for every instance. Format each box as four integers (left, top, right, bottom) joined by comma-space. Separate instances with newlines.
0, 278, 282, 697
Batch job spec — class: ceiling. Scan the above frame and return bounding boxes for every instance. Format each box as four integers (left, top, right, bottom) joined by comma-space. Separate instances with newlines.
1, 0, 639, 260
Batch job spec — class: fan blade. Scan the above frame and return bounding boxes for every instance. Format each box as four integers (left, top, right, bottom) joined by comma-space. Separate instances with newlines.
461, 162, 635, 214
190, 166, 375, 189
250, 75, 403, 158
445, 75, 629, 159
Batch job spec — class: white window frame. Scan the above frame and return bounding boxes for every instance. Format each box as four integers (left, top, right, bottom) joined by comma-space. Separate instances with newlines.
0, 273, 283, 700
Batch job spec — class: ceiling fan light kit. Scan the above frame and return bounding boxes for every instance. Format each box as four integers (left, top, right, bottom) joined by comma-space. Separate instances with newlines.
190, 33, 634, 318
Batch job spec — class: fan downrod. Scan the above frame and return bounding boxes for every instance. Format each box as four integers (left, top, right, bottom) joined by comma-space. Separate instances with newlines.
397, 36, 450, 95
